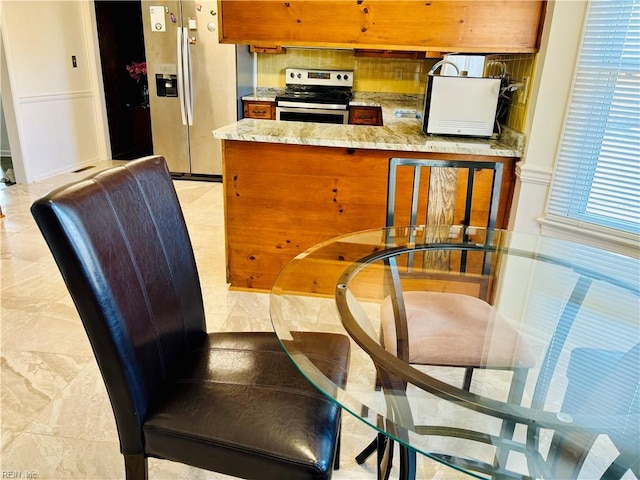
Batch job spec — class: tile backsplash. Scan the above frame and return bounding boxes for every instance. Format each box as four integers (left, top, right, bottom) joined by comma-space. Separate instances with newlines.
256, 48, 536, 133
485, 54, 536, 134
257, 47, 437, 94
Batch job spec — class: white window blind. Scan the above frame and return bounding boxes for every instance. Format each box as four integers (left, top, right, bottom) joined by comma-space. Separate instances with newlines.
546, 0, 640, 238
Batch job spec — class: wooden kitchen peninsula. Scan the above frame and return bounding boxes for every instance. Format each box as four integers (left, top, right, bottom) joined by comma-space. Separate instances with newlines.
213, 106, 523, 291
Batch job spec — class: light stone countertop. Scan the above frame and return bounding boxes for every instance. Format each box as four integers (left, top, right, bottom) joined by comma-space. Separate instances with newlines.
214, 89, 525, 157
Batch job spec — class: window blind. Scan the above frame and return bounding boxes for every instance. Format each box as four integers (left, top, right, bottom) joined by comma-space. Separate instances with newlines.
546, 0, 640, 237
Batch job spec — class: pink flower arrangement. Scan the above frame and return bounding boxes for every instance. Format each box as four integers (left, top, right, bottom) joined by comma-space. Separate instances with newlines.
126, 61, 147, 83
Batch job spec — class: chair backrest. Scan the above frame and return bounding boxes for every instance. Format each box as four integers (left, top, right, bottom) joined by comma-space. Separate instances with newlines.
386, 157, 504, 231
385, 157, 505, 299
30, 156, 206, 454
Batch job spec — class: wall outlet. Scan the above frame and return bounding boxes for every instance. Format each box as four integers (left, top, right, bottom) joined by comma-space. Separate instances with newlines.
517, 76, 530, 105
395, 68, 404, 80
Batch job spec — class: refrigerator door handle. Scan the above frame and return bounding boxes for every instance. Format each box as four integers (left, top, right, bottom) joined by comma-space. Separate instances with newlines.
176, 27, 187, 126
182, 27, 194, 126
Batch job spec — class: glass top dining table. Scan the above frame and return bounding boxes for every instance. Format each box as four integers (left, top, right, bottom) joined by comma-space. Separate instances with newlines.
269, 226, 639, 480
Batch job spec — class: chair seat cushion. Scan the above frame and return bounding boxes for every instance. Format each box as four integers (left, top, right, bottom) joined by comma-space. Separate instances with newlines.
381, 291, 533, 368
143, 331, 350, 480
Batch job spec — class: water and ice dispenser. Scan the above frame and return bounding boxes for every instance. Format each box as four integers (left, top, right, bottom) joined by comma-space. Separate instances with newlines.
154, 64, 178, 97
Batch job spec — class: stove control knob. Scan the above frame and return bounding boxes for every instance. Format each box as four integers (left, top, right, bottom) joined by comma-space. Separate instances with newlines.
297, 73, 302, 79
344, 74, 349, 81
290, 72, 295, 79
337, 74, 342, 80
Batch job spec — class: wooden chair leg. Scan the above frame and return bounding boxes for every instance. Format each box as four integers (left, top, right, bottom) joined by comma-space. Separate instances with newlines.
124, 454, 148, 480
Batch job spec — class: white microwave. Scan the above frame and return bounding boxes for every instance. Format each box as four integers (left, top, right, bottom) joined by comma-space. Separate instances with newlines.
422, 75, 501, 137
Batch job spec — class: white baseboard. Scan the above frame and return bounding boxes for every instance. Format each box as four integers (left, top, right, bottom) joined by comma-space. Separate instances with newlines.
29, 156, 102, 183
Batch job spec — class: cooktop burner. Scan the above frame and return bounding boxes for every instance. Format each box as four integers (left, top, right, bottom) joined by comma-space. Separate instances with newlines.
277, 68, 354, 107
276, 87, 353, 105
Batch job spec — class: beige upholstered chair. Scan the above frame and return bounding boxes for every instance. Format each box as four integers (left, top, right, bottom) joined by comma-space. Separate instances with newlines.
381, 157, 533, 383
380, 291, 531, 370
356, 157, 533, 479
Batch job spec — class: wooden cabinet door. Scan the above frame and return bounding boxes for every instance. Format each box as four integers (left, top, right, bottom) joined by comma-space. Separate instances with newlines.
349, 106, 383, 126
219, 1, 545, 53
243, 101, 275, 120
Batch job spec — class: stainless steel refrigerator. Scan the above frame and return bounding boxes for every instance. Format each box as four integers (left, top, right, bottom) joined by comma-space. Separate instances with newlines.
141, 0, 249, 178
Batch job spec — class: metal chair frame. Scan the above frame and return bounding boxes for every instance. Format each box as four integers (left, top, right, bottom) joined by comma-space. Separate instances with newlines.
357, 157, 520, 480
340, 237, 639, 480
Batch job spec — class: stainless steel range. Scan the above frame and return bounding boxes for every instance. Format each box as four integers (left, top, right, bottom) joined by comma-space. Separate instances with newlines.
275, 68, 354, 124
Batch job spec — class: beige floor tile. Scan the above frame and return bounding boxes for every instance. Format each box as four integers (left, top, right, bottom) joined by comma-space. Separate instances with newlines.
1, 351, 92, 437
2, 433, 123, 479
25, 362, 116, 442
1, 313, 92, 357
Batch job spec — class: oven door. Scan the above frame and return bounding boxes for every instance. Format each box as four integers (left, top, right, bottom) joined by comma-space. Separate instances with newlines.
276, 106, 349, 124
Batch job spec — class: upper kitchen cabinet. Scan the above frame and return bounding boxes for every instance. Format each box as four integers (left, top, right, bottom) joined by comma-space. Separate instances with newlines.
218, 1, 546, 53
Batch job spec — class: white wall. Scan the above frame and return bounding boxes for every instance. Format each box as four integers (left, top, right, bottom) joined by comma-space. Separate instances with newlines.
508, 0, 589, 234
0, 99, 10, 156
0, 0, 108, 183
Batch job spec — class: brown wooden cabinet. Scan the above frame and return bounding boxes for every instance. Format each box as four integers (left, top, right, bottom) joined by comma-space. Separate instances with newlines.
354, 49, 441, 59
243, 101, 276, 120
221, 140, 516, 291
249, 45, 286, 54
349, 106, 383, 126
219, 1, 545, 53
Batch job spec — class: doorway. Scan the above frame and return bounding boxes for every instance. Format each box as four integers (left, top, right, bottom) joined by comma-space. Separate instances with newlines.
94, 0, 153, 160
0, 99, 15, 186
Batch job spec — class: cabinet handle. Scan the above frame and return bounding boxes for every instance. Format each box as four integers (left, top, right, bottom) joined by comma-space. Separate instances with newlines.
252, 109, 267, 115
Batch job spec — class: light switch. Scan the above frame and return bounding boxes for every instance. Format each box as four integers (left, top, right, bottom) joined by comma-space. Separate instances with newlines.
150, 6, 166, 32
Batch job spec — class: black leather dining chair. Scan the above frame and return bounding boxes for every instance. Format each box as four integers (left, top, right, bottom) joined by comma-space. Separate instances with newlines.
31, 156, 351, 480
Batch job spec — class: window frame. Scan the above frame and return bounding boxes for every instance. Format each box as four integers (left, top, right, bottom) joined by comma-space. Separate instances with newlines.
540, 0, 640, 257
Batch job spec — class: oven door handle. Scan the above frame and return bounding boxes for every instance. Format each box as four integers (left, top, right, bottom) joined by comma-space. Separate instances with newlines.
276, 101, 348, 110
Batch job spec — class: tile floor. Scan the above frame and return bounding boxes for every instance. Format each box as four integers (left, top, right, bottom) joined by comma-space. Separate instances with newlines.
0, 161, 470, 479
